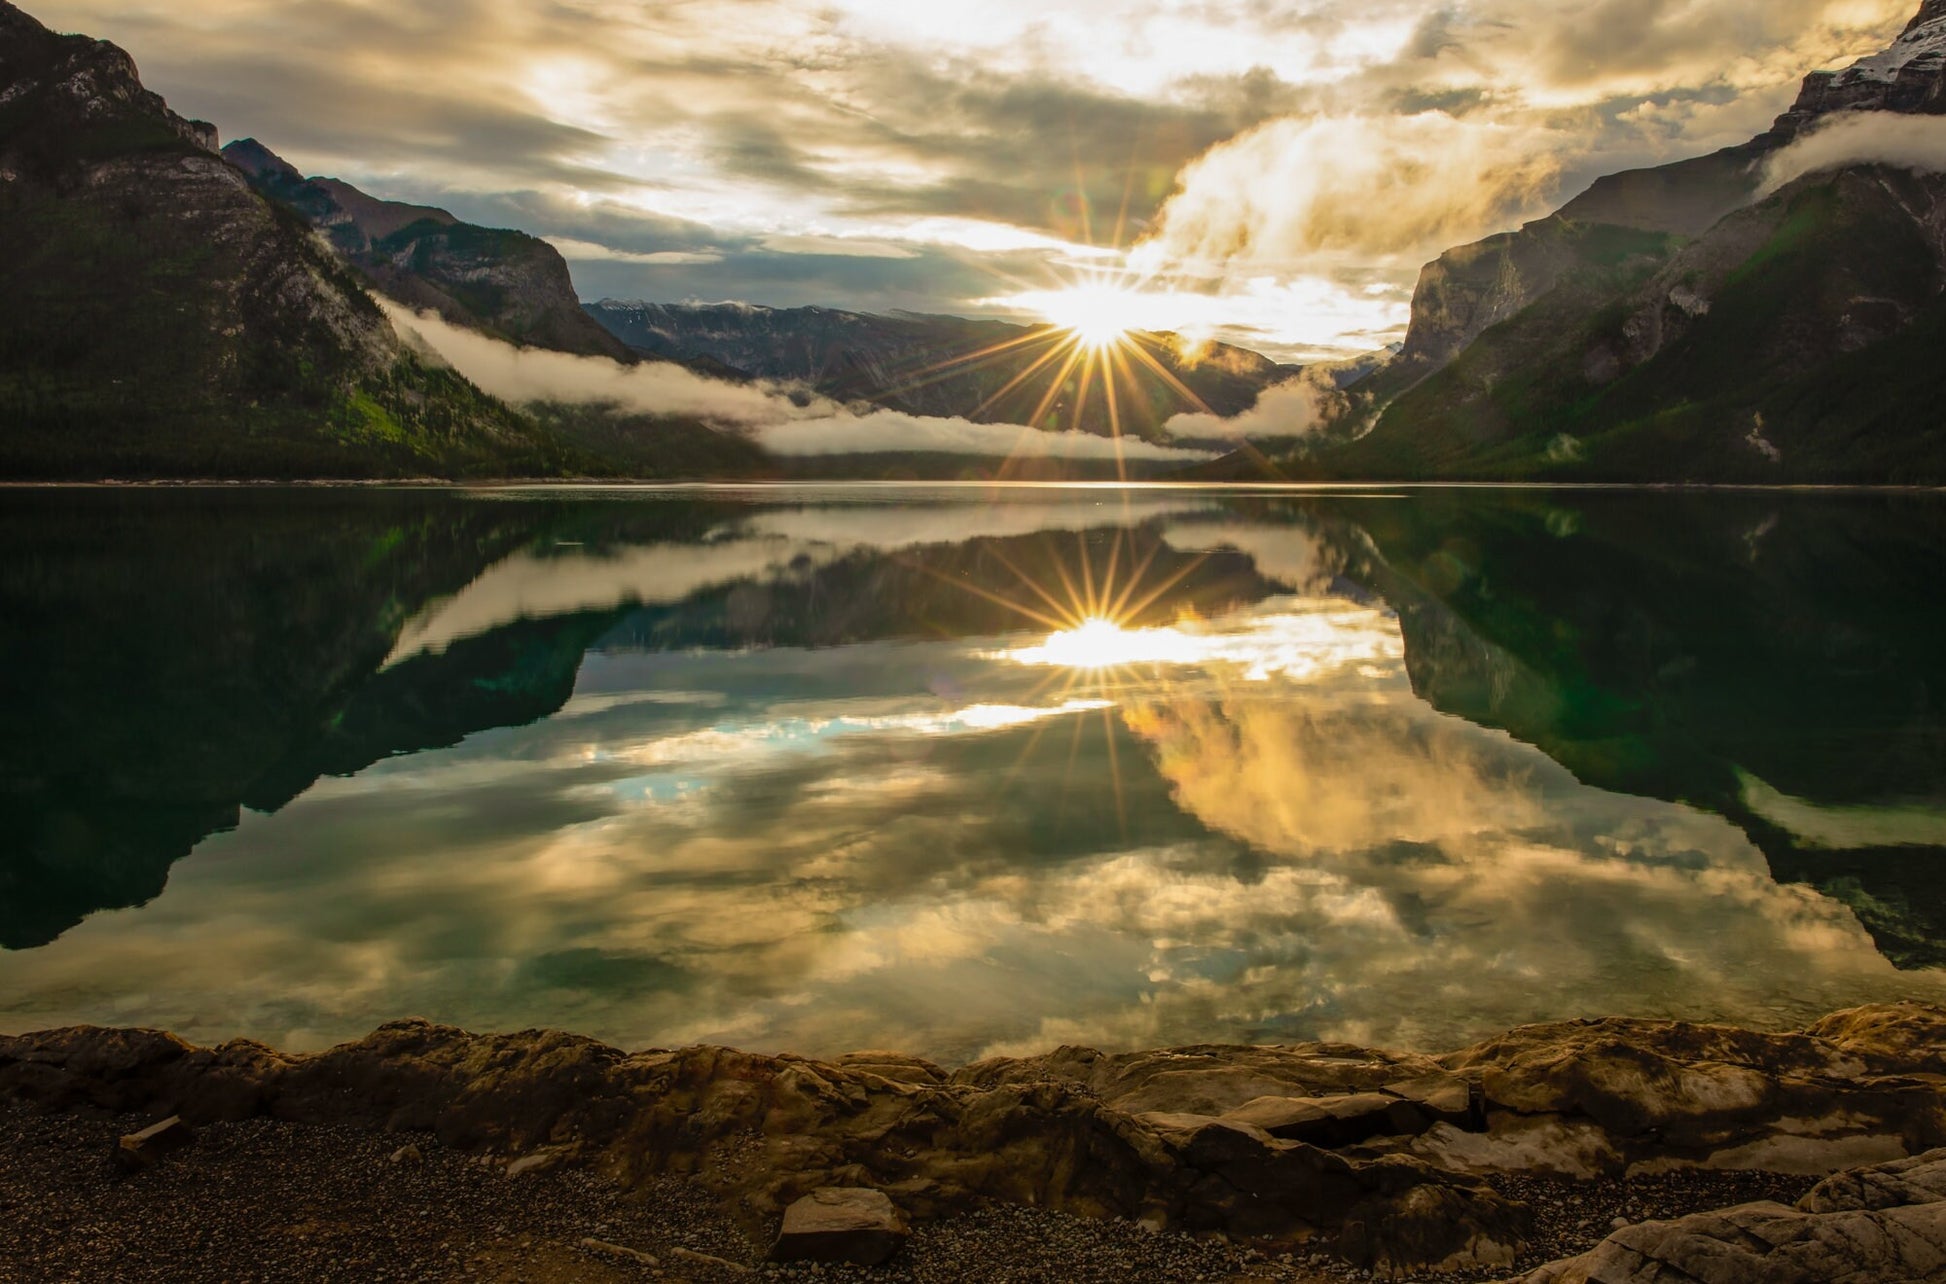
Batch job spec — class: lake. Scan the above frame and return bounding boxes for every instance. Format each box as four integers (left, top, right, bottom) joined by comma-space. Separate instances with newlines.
2, 484, 1943, 1063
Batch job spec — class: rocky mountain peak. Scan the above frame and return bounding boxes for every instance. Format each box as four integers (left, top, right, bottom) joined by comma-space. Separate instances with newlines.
1774, 0, 1946, 132
1908, 0, 1946, 35
222, 136, 302, 185
0, 0, 214, 154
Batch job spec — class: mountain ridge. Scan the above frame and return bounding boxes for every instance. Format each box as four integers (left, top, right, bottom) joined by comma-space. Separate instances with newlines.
1285, 0, 1946, 484
222, 137, 633, 362
587, 298, 1295, 440
0, 0, 587, 479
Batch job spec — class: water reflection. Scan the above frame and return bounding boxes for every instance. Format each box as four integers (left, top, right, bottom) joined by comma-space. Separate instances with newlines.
0, 487, 1941, 1060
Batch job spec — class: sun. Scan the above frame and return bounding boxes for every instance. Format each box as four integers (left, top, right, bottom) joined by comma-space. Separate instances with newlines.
876, 265, 1223, 479
1035, 283, 1136, 350
1009, 616, 1211, 670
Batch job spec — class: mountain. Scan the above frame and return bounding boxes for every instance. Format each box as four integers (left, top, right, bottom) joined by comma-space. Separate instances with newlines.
0, 1, 583, 479
587, 300, 1295, 440
223, 138, 634, 362
1304, 1, 1946, 484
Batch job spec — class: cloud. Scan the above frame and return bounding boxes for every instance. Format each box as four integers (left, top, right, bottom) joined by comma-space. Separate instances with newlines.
758, 234, 920, 259
550, 238, 727, 266
384, 300, 792, 423
383, 301, 1214, 461
1133, 112, 1566, 274
1164, 369, 1350, 441
1160, 522, 1344, 594
13, 561, 1938, 1062
1758, 110, 1946, 193
755, 412, 1214, 461
35, 0, 1920, 358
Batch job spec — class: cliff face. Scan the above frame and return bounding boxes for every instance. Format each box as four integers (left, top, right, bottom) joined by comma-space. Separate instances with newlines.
1335, 0, 1946, 484
1383, 2, 1946, 398
223, 138, 632, 361
0, 2, 579, 478
1775, 0, 1946, 129
1388, 219, 1685, 382
1386, 154, 1756, 387
0, 5, 214, 149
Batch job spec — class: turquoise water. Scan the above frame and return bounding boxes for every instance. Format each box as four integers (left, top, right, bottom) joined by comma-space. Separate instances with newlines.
2, 485, 1943, 1061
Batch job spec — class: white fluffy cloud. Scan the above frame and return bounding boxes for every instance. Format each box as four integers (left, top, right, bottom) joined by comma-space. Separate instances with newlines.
384, 302, 1214, 461
1132, 112, 1567, 276
1165, 370, 1349, 441
1759, 110, 1946, 194
756, 413, 1212, 461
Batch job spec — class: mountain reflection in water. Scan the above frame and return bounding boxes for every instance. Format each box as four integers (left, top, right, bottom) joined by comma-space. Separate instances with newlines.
1, 485, 1941, 1061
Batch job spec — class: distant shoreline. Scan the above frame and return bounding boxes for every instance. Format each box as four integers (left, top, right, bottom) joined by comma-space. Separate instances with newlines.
2, 478, 1944, 493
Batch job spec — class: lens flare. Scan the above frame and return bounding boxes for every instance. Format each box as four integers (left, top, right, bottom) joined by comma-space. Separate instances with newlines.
1011, 617, 1203, 669
1031, 284, 1138, 350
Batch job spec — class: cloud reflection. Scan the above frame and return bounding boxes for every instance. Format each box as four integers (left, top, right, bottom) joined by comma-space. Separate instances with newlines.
389, 495, 1219, 663
3, 509, 1941, 1063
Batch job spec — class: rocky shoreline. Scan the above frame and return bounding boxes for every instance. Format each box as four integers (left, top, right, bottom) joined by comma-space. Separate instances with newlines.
3, 1004, 1945, 1281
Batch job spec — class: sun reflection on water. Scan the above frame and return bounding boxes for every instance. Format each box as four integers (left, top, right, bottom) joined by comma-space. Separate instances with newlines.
1005, 602, 1403, 683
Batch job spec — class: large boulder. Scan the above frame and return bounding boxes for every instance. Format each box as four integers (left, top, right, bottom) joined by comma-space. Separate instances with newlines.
770, 1188, 908, 1265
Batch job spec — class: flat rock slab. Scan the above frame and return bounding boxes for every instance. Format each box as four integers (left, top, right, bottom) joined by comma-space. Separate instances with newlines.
772, 1187, 909, 1265
1224, 1092, 1431, 1147
1384, 1073, 1483, 1128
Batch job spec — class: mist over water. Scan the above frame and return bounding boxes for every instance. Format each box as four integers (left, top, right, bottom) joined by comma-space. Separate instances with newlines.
2, 485, 1942, 1061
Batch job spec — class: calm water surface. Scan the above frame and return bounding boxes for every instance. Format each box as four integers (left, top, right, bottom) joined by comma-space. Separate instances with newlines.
3, 484, 1944, 1061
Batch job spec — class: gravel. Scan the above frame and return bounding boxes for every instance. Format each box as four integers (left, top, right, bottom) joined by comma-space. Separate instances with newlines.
0, 1101, 1820, 1283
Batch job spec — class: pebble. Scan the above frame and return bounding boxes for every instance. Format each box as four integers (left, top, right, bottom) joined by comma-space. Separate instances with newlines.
0, 1101, 1820, 1283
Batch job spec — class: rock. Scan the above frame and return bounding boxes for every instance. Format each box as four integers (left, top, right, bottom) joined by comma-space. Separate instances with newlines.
1222, 1093, 1432, 1147
1439, 1005, 1946, 1174
1799, 1147, 1946, 1214
1517, 1149, 1946, 1283
1219, 1097, 1336, 1138
834, 1052, 947, 1086
1383, 1073, 1484, 1130
389, 1143, 423, 1166
115, 1115, 194, 1172
1517, 1199, 1946, 1283
771, 1188, 909, 1265
580, 1237, 659, 1266
504, 1147, 568, 1178
670, 1245, 755, 1274
1338, 1178, 1527, 1275
4, 1004, 1943, 1275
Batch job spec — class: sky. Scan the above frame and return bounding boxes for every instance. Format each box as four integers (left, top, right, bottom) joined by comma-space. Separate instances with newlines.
32, 0, 1919, 360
